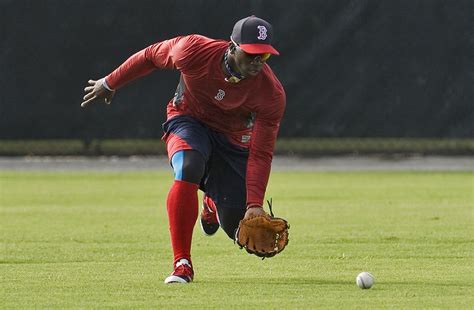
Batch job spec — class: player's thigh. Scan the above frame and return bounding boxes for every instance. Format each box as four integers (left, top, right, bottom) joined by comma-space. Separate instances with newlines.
162, 115, 212, 161
163, 116, 212, 184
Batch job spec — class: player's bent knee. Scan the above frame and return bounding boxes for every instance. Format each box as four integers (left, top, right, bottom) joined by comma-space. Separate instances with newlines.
217, 207, 246, 239
171, 150, 205, 184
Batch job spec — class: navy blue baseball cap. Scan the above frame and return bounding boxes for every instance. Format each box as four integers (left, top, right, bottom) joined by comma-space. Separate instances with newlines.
231, 16, 280, 55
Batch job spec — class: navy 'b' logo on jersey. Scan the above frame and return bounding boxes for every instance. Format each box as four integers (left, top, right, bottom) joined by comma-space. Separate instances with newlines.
214, 89, 225, 101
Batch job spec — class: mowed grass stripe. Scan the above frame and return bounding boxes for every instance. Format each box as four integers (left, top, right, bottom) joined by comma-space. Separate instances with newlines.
1, 171, 472, 308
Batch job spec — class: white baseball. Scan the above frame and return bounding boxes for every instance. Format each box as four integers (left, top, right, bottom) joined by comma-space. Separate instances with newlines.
356, 272, 375, 289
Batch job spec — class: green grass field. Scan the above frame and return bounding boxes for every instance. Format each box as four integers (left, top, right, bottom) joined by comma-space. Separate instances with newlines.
1, 170, 473, 308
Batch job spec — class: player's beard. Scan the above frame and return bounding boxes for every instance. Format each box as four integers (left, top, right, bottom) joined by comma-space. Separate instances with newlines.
239, 63, 262, 78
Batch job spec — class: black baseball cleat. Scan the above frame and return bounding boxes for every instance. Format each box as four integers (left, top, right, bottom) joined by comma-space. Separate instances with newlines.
199, 197, 220, 236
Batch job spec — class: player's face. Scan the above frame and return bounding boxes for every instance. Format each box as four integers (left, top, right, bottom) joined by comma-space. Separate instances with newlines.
233, 45, 271, 77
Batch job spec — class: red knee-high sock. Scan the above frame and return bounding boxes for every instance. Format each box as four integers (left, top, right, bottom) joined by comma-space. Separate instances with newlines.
166, 180, 199, 265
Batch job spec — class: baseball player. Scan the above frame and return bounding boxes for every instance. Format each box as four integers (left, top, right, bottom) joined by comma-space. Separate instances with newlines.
81, 16, 286, 284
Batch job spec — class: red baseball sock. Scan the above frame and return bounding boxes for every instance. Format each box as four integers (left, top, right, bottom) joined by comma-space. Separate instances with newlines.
166, 180, 199, 265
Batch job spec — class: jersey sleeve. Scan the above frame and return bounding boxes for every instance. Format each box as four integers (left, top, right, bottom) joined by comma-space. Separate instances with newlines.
245, 87, 286, 207
105, 35, 203, 90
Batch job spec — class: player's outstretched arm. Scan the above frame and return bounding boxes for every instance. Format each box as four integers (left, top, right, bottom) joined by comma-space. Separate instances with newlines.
81, 78, 115, 108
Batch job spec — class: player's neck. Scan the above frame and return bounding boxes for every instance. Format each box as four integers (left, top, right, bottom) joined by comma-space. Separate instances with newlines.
222, 50, 244, 83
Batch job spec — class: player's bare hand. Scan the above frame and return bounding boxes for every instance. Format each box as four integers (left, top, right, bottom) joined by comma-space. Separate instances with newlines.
244, 205, 267, 219
81, 78, 115, 108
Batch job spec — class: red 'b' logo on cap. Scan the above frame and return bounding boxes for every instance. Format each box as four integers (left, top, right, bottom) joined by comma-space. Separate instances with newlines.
257, 25, 267, 40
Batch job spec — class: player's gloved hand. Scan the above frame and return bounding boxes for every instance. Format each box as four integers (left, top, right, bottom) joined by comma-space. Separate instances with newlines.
235, 199, 289, 259
81, 78, 115, 108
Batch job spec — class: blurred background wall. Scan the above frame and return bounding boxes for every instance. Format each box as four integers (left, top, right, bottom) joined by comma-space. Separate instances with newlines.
1, 0, 473, 140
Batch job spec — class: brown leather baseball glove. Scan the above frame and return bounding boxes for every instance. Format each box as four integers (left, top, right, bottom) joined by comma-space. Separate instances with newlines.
234, 200, 289, 258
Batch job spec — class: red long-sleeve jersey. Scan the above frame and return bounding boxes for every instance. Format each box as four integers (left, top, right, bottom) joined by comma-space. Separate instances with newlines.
105, 35, 286, 206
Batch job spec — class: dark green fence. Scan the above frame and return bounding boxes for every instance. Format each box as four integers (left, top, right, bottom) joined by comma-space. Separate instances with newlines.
1, 0, 473, 139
